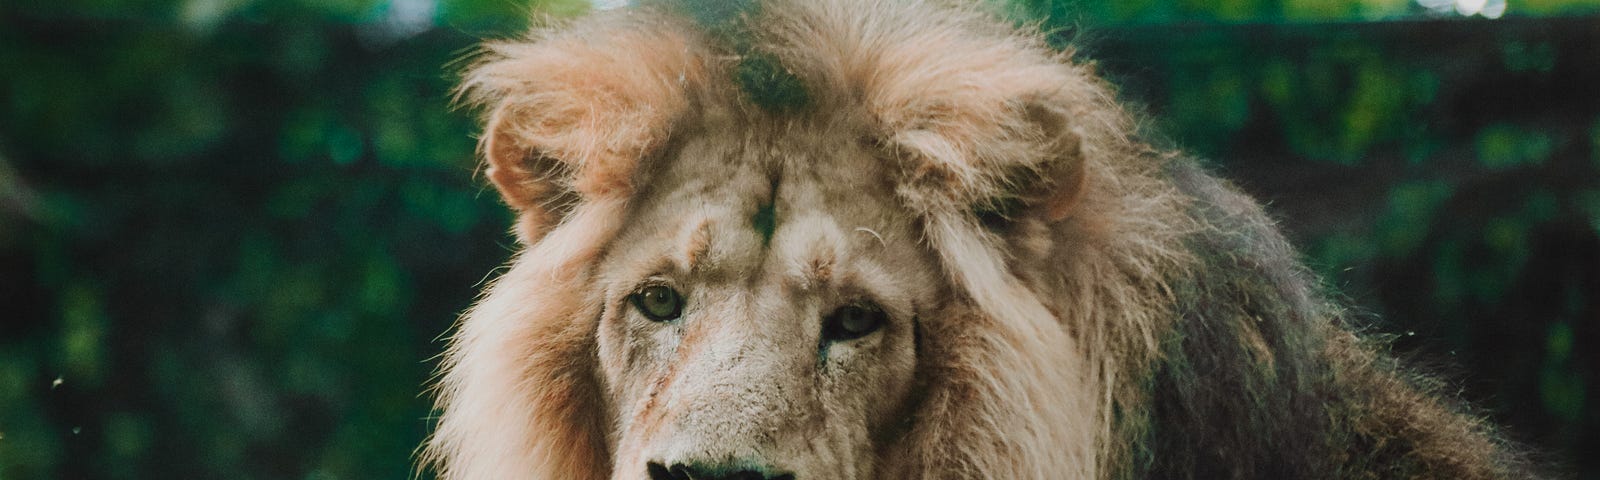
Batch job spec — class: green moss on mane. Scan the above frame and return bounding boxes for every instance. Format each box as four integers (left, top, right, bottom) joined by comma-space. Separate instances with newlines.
664, 0, 811, 114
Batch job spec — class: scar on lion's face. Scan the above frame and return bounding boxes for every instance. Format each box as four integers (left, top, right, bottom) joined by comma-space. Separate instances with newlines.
593, 122, 941, 478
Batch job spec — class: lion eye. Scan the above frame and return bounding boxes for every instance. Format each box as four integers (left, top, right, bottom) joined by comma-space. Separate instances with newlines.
630, 285, 683, 322
822, 304, 887, 342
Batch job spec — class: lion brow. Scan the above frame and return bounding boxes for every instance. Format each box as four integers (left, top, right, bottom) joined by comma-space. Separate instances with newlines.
677, 217, 713, 273
804, 253, 835, 286
785, 234, 838, 290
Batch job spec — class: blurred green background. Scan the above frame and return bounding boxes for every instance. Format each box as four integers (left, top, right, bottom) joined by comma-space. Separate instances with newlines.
0, 0, 1595, 478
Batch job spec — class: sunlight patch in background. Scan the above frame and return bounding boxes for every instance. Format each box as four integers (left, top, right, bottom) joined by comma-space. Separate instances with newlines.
1418, 0, 1507, 18
379, 0, 438, 38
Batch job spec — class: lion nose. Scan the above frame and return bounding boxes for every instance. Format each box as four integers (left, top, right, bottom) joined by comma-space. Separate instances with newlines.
646, 461, 795, 480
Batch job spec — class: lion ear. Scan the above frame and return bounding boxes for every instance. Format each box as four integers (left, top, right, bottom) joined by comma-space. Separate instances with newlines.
829, 19, 1109, 225
880, 90, 1091, 225
463, 23, 705, 242
1010, 98, 1090, 222
479, 107, 579, 240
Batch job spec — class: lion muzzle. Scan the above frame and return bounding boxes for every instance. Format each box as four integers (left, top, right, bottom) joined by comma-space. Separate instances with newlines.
646, 460, 795, 480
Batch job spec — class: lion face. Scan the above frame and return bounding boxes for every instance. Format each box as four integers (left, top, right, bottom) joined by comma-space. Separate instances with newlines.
428, 2, 1132, 478
593, 123, 943, 479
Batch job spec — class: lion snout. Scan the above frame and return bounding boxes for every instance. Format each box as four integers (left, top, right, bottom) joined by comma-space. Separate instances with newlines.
644, 460, 795, 480
635, 418, 804, 480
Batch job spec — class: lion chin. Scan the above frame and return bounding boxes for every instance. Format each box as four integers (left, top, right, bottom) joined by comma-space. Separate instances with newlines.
422, 1, 1539, 479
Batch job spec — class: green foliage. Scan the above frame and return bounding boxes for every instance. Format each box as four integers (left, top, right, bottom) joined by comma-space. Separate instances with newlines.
1041, 0, 1600, 22
1519, 0, 1600, 14
1376, 181, 1454, 256
0, 0, 542, 477
1477, 123, 1555, 169
0, 0, 1596, 478
1542, 322, 1585, 422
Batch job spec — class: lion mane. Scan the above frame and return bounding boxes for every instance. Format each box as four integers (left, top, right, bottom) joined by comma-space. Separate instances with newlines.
424, 1, 1536, 478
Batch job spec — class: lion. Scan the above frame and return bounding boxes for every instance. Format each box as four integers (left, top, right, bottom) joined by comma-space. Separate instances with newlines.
423, 1, 1538, 478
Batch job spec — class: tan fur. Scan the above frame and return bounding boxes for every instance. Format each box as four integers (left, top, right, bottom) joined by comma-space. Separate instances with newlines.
458, 11, 710, 241
425, 1, 1533, 479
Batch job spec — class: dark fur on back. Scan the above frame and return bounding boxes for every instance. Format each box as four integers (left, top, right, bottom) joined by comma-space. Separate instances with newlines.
1132, 159, 1537, 479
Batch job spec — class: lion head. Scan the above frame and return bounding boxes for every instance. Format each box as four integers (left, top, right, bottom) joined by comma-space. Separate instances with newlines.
422, 1, 1189, 479
421, 1, 1152, 478
422, 1, 1529, 479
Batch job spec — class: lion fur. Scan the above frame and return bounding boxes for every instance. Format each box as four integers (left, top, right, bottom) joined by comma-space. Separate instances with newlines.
425, 1, 1536, 478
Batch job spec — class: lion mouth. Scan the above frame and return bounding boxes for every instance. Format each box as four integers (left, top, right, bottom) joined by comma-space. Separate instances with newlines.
646, 461, 796, 480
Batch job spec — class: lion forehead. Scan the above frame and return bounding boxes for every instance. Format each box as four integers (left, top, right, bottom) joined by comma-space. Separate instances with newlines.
602, 126, 928, 291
